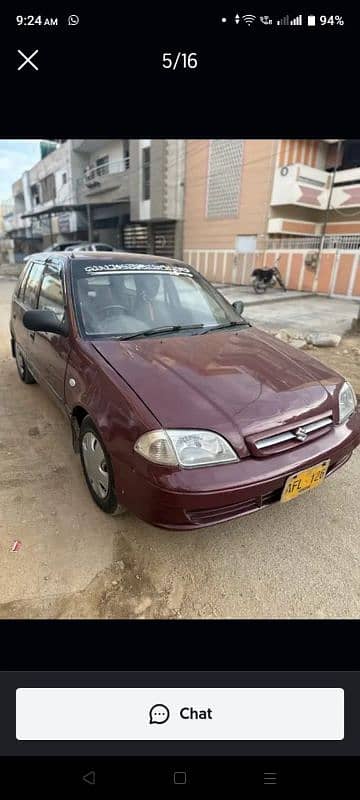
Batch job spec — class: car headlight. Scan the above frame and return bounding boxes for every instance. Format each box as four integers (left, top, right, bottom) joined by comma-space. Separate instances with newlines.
134, 429, 239, 467
338, 381, 357, 423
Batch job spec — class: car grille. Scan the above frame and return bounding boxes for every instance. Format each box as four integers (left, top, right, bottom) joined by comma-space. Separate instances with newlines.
186, 488, 283, 525
247, 414, 333, 457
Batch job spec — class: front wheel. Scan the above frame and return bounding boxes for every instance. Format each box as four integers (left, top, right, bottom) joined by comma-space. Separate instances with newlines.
79, 415, 126, 516
253, 282, 267, 294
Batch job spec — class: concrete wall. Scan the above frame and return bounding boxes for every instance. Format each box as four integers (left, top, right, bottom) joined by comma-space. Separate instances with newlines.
150, 139, 166, 219
183, 246, 360, 299
183, 140, 277, 251
165, 139, 185, 220
129, 139, 185, 223
129, 140, 141, 221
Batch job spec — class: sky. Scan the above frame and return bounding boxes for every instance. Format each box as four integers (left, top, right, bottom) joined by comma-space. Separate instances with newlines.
0, 140, 41, 203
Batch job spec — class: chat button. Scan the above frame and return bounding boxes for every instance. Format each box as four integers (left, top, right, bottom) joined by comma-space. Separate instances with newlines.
149, 704, 170, 725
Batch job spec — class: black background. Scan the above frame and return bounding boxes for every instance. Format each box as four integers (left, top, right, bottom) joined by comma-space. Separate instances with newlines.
0, 3, 356, 136
1, 1, 360, 786
0, 620, 359, 670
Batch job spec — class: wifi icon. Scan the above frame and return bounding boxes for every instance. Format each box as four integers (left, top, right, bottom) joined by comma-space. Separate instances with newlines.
242, 14, 256, 25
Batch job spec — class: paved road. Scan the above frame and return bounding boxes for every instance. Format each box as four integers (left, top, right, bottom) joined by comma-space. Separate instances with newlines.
218, 285, 359, 336
1, 277, 360, 619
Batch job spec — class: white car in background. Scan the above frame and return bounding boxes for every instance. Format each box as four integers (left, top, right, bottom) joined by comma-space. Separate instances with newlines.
23, 241, 86, 262
68, 243, 116, 252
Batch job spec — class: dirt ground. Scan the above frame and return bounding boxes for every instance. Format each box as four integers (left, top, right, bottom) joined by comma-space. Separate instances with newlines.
1, 277, 360, 620
305, 335, 360, 394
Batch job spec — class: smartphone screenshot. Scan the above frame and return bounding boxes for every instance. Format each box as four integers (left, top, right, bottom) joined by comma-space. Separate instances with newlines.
0, 3, 358, 791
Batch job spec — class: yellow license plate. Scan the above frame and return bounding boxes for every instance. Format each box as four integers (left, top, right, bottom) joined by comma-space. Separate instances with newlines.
281, 460, 330, 503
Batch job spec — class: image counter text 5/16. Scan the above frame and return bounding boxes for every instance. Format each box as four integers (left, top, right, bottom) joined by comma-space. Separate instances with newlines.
162, 52, 198, 70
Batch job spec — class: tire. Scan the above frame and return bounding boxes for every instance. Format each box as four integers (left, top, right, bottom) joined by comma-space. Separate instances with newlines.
254, 283, 266, 294
14, 342, 36, 384
79, 415, 126, 516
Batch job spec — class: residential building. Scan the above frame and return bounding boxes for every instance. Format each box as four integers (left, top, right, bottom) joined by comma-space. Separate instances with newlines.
74, 138, 185, 257
4, 140, 88, 259
5, 139, 185, 260
0, 201, 15, 263
183, 139, 360, 298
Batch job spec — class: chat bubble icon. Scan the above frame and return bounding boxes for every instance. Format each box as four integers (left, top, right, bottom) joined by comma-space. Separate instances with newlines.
149, 704, 170, 725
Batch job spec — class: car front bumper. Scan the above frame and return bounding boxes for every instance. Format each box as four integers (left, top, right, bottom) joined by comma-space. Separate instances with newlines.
116, 409, 360, 530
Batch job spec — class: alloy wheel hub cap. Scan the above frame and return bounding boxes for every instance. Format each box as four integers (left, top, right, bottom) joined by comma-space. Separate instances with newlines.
82, 432, 109, 499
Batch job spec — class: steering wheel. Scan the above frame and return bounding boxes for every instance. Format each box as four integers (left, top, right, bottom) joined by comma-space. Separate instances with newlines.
101, 304, 129, 319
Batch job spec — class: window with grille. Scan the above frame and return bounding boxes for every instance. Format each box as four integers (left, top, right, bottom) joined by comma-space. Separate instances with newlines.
206, 140, 244, 218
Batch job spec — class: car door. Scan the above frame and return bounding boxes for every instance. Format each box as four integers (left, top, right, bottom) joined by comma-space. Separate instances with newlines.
11, 259, 45, 362
28, 259, 71, 403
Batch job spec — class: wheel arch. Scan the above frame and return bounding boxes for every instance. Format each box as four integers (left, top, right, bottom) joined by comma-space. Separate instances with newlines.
70, 405, 90, 453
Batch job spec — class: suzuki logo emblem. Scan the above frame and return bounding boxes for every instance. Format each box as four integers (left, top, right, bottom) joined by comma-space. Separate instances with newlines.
294, 426, 307, 441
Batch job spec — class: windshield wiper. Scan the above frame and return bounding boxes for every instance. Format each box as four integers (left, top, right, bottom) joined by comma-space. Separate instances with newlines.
200, 320, 250, 334
114, 324, 205, 341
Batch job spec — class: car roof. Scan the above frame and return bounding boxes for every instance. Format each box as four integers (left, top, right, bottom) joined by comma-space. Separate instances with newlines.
29, 250, 192, 271
69, 250, 188, 266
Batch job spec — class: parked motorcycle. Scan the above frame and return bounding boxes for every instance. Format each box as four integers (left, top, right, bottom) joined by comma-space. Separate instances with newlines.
251, 257, 287, 294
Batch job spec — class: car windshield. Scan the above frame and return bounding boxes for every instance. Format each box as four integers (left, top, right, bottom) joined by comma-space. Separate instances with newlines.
71, 261, 243, 339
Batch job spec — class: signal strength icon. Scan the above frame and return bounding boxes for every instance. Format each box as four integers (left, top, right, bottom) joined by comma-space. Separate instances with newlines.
242, 14, 256, 25
277, 14, 290, 25
290, 14, 302, 25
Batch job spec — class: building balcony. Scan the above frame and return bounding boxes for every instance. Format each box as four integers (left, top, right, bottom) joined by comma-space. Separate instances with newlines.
77, 159, 130, 202
271, 163, 360, 211
72, 139, 112, 153
3, 212, 30, 234
267, 217, 321, 236
271, 164, 331, 209
13, 178, 24, 196
332, 167, 360, 208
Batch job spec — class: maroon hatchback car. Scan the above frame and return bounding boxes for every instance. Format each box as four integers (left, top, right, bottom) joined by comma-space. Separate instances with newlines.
10, 251, 360, 529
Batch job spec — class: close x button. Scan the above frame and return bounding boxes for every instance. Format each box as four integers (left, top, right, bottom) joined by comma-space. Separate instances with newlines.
17, 49, 39, 71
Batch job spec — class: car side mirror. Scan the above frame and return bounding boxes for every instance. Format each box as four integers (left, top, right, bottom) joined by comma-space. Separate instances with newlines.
23, 309, 69, 337
232, 300, 244, 316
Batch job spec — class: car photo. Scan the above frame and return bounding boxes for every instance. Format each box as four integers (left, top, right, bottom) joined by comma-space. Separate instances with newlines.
10, 251, 360, 530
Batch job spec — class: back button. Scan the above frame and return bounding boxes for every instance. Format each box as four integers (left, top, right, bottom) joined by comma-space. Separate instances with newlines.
82, 770, 96, 786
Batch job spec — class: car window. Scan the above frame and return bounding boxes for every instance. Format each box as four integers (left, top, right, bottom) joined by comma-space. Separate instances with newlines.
37, 265, 65, 321
95, 244, 113, 251
23, 262, 45, 309
16, 261, 33, 301
71, 263, 240, 337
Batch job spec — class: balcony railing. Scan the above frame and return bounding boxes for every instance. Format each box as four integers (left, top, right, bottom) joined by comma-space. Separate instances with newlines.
258, 235, 360, 250
80, 158, 129, 188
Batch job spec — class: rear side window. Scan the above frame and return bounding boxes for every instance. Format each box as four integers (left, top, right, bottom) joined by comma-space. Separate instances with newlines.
17, 261, 33, 301
23, 262, 45, 308
38, 265, 65, 321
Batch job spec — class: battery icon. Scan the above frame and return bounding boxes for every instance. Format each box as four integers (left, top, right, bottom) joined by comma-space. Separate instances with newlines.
307, 15, 316, 26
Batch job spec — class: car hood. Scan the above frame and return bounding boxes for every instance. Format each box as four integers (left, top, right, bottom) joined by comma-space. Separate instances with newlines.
92, 328, 342, 451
